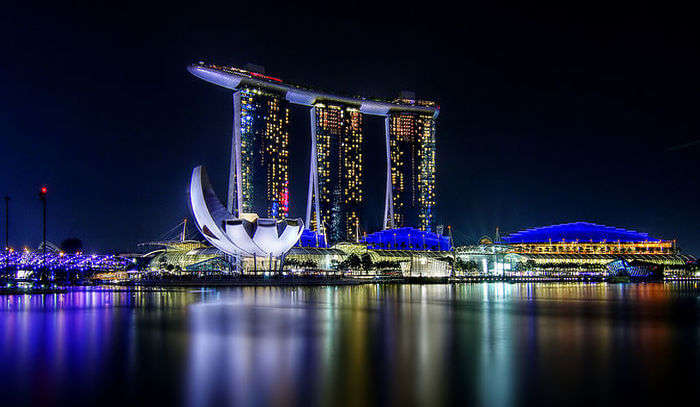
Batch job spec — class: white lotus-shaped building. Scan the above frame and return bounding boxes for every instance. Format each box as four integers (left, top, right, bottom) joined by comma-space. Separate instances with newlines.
189, 166, 303, 258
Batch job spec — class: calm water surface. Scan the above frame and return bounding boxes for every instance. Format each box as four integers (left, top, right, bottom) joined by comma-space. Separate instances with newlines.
1, 283, 699, 407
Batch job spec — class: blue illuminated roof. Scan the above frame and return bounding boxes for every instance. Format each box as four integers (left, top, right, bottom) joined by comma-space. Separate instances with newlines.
501, 222, 660, 244
364, 227, 452, 251
297, 229, 328, 248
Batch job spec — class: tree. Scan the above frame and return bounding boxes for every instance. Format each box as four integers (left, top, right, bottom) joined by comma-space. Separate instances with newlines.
526, 260, 536, 271
455, 259, 479, 274
341, 254, 362, 271
60, 238, 83, 254
361, 253, 373, 274
515, 260, 537, 273
284, 258, 300, 268
375, 260, 401, 270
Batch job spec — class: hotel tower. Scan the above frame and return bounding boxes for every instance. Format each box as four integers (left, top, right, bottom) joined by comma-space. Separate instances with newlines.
237, 86, 290, 219
310, 102, 364, 242
387, 98, 437, 231
188, 62, 439, 245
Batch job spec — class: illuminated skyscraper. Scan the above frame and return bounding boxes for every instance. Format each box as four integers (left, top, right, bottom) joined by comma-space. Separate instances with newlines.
238, 86, 290, 218
388, 106, 437, 231
309, 102, 363, 243
188, 62, 439, 238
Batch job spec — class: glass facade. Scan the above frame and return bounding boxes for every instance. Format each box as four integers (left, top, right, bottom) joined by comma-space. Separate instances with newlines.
388, 111, 436, 231
238, 86, 290, 218
312, 102, 363, 243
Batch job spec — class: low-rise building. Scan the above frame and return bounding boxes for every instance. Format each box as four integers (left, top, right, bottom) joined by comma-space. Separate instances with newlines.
456, 222, 695, 277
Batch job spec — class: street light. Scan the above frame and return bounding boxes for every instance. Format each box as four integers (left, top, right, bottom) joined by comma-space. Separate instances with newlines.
39, 186, 47, 280
3, 196, 8, 270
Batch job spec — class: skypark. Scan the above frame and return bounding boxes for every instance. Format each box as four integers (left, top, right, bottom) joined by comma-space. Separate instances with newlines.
188, 62, 439, 117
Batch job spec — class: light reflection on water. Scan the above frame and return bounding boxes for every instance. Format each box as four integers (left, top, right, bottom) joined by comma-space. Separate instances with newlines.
0, 283, 699, 407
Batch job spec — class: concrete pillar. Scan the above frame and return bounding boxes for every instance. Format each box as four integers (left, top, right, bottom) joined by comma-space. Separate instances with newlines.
306, 106, 321, 233
228, 91, 243, 216
383, 116, 394, 229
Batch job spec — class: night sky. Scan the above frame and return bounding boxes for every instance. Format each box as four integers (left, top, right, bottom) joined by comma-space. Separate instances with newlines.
1, 3, 698, 254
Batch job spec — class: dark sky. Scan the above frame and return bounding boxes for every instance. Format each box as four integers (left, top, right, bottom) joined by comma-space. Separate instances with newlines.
1, 2, 698, 254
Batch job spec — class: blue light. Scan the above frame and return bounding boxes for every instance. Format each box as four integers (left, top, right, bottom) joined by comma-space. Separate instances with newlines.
297, 229, 327, 248
0, 249, 131, 274
501, 222, 660, 244
364, 227, 451, 251
606, 259, 652, 278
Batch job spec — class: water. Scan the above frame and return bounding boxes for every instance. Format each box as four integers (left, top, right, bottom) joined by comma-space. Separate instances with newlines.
0, 283, 699, 407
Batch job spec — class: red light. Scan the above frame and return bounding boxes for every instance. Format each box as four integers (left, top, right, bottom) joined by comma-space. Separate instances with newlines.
249, 72, 283, 82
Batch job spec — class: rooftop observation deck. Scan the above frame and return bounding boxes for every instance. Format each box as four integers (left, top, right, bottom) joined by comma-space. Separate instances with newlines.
188, 62, 440, 117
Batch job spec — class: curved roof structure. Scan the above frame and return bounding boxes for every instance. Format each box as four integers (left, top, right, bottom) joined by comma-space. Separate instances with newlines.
189, 166, 303, 257
297, 228, 328, 248
364, 227, 452, 251
188, 62, 440, 117
501, 222, 661, 244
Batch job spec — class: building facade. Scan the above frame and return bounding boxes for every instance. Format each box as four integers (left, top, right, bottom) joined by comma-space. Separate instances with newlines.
311, 102, 363, 243
388, 108, 437, 231
238, 86, 290, 218
454, 222, 695, 276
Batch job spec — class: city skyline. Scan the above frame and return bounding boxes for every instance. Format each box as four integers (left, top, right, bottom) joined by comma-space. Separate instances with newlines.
2, 5, 699, 407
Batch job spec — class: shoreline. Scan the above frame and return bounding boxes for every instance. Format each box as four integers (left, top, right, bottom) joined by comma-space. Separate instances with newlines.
1, 275, 699, 294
